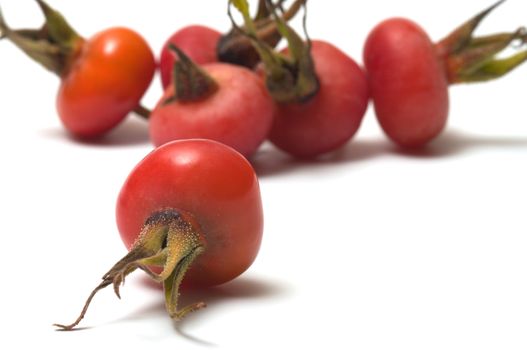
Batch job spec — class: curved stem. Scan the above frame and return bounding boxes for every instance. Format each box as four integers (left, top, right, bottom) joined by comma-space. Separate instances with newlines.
53, 279, 113, 330
217, 0, 306, 68
54, 209, 206, 331
229, 0, 318, 103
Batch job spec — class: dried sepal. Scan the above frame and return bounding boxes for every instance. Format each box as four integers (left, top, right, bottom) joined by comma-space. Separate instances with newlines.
54, 210, 206, 331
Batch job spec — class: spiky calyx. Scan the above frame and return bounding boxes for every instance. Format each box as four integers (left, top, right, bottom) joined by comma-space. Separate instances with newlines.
436, 0, 527, 84
54, 209, 207, 331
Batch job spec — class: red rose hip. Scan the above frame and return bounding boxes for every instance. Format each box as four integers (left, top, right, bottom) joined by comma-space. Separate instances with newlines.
55, 139, 264, 330
0, 0, 155, 138
269, 40, 369, 158
150, 46, 275, 158
364, 1, 527, 148
364, 18, 449, 147
159, 25, 221, 89
230, 0, 369, 158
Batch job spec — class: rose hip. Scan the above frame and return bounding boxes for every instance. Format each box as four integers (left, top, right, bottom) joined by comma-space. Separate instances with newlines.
150, 46, 275, 158
54, 139, 264, 330
269, 40, 368, 158
231, 0, 368, 158
159, 25, 221, 89
0, 0, 155, 138
364, 0, 527, 148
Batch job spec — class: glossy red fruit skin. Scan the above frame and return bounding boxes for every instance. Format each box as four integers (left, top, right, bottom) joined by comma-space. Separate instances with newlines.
56, 27, 155, 138
159, 25, 221, 89
150, 63, 275, 158
116, 139, 263, 287
364, 18, 449, 147
268, 40, 369, 158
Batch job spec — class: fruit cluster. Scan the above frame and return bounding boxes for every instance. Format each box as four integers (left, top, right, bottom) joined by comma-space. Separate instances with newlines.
1, 0, 525, 331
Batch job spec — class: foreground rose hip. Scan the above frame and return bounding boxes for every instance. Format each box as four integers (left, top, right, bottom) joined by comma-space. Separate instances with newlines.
0, 0, 155, 138
54, 139, 264, 330
364, 0, 527, 148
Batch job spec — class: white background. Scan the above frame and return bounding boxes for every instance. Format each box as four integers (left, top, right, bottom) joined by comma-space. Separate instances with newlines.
0, 0, 526, 349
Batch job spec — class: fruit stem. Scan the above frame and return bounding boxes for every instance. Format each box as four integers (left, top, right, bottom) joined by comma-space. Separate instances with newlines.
228, 0, 319, 104
133, 104, 152, 120
53, 209, 206, 331
217, 0, 306, 68
265, 0, 319, 100
436, 0, 527, 84
163, 44, 219, 104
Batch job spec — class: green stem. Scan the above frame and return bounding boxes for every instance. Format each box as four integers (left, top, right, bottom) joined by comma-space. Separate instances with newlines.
229, 0, 319, 103
53, 209, 207, 331
133, 104, 152, 120
228, 1, 288, 77
264, 0, 319, 102
217, 0, 306, 68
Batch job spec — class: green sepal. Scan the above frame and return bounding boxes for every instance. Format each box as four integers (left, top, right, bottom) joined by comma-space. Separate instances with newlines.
0, 0, 82, 76
456, 50, 527, 83
164, 44, 219, 104
453, 28, 525, 79
35, 0, 80, 50
437, 0, 506, 57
